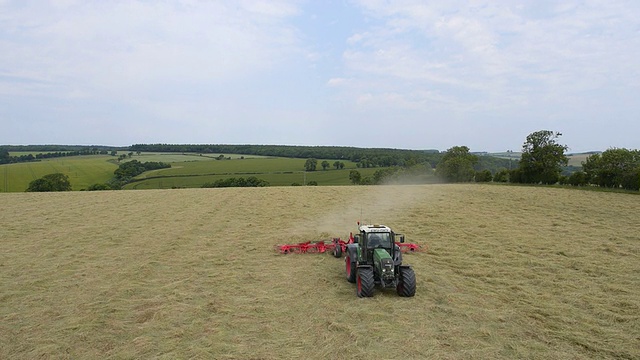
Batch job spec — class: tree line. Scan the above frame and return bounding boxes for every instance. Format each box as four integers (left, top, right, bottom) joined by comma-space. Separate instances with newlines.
16, 134, 638, 191
0, 148, 110, 165
432, 130, 639, 191
113, 160, 171, 181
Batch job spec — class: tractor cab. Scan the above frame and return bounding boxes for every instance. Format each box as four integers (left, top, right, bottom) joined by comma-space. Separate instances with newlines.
358, 225, 404, 284
358, 224, 397, 257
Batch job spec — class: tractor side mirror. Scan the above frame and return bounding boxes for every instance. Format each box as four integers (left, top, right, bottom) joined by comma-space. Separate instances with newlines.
399, 235, 405, 243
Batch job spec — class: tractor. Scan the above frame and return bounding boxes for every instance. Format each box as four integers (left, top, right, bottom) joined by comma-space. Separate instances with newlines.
337, 224, 416, 298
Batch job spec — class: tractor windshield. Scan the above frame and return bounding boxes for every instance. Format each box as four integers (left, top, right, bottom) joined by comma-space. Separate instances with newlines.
367, 232, 392, 249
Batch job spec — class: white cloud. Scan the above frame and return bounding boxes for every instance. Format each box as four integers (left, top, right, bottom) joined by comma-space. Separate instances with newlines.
346, 32, 366, 45
326, 77, 348, 87
0, 1, 302, 99
240, 0, 299, 17
342, 0, 640, 116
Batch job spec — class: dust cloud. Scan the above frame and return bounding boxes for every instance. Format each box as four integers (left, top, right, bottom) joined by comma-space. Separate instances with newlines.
285, 184, 440, 241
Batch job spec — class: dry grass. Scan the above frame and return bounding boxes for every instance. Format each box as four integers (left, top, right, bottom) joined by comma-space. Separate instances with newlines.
1, 185, 638, 359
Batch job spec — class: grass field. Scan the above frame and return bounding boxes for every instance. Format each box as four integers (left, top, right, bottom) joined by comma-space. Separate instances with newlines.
126, 160, 382, 189
0, 155, 118, 192
1, 184, 638, 359
122, 153, 268, 162
134, 158, 314, 179
127, 170, 371, 189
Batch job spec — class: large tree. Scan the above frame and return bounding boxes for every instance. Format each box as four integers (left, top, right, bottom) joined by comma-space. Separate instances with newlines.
304, 158, 317, 171
435, 146, 478, 182
518, 130, 568, 184
349, 170, 362, 185
26, 173, 72, 192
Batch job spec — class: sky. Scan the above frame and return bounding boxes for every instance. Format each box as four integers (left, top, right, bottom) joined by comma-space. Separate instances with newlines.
1, 0, 639, 152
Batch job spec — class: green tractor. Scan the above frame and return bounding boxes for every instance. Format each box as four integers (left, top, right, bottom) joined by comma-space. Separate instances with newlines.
339, 224, 416, 298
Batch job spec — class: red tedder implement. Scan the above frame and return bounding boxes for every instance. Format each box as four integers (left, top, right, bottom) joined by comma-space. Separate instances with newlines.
275, 233, 423, 255
275, 238, 347, 255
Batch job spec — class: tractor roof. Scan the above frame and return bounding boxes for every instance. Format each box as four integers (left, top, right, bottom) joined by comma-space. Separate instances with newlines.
359, 224, 392, 233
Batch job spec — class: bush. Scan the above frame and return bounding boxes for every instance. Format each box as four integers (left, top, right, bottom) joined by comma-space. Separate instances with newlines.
475, 170, 492, 182
620, 170, 640, 191
493, 169, 509, 183
87, 183, 113, 191
568, 171, 587, 186
202, 176, 269, 188
509, 168, 523, 183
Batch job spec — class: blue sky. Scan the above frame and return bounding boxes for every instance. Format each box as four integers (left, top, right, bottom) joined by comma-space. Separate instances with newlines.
1, 0, 639, 152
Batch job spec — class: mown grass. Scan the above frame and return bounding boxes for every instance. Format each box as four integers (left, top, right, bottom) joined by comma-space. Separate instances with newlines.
1, 184, 638, 359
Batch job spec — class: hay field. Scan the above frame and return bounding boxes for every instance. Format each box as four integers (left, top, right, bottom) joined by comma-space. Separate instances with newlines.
1, 185, 638, 359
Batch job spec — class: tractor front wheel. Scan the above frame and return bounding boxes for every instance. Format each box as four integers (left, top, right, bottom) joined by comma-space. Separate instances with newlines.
396, 267, 416, 297
346, 255, 356, 283
333, 245, 342, 258
356, 268, 374, 298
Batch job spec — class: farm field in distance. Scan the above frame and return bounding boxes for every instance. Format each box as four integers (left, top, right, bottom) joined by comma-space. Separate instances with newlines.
1, 151, 597, 192
126, 157, 384, 189
0, 155, 118, 192
1, 184, 638, 359
487, 152, 591, 167
0, 152, 372, 192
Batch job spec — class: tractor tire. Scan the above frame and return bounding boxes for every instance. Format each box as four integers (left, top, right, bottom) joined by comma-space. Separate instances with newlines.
346, 255, 356, 283
333, 245, 342, 258
356, 268, 374, 298
396, 267, 416, 297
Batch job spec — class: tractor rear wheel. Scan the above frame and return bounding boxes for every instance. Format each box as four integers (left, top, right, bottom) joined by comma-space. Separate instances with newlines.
356, 268, 374, 298
345, 255, 356, 283
396, 267, 416, 297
